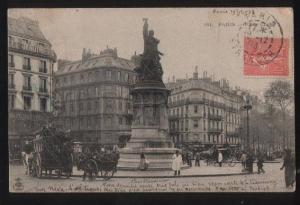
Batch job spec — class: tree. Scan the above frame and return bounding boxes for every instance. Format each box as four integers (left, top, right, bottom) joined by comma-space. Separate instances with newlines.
264, 80, 294, 148
264, 80, 293, 115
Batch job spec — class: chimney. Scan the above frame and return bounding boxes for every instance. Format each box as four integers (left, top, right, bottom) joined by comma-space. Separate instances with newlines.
173, 75, 175, 82
186, 73, 188, 80
193, 66, 199, 80
113, 48, 118, 57
203, 71, 207, 78
82, 48, 86, 61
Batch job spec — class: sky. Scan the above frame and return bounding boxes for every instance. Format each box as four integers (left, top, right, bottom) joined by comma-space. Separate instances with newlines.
8, 8, 294, 98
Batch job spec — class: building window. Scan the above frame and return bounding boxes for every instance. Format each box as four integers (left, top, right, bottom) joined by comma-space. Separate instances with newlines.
87, 118, 91, 129
39, 60, 47, 73
23, 96, 31, 111
94, 101, 99, 112
106, 70, 112, 79
119, 101, 122, 111
8, 54, 14, 67
87, 102, 91, 111
79, 102, 83, 110
23, 75, 31, 90
8, 94, 15, 109
8, 74, 15, 89
22, 39, 28, 45
125, 73, 129, 82
40, 98, 47, 112
185, 105, 188, 113
194, 105, 198, 113
203, 120, 206, 130
23, 57, 31, 70
193, 120, 198, 128
70, 102, 74, 112
126, 117, 131, 125
185, 119, 188, 131
117, 71, 121, 81
119, 117, 123, 125
39, 78, 47, 92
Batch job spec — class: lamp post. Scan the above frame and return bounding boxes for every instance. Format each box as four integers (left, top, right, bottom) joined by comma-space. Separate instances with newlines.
242, 97, 252, 152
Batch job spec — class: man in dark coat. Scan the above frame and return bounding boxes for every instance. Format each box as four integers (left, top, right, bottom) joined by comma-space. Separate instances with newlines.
257, 153, 265, 174
280, 149, 295, 188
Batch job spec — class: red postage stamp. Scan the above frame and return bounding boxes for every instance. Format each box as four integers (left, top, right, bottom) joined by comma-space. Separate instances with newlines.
244, 37, 289, 76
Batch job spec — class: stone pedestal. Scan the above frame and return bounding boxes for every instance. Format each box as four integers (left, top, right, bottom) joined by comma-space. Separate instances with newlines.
118, 81, 177, 170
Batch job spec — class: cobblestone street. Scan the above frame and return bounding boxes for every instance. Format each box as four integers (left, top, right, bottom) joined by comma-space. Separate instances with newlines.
9, 161, 293, 192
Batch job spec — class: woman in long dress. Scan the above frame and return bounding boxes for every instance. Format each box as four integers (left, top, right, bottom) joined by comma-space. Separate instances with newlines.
139, 153, 149, 171
172, 150, 182, 176
280, 149, 295, 188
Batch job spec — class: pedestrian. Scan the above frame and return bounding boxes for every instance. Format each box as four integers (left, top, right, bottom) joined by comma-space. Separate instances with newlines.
195, 152, 200, 166
247, 151, 254, 173
280, 149, 295, 188
257, 153, 265, 174
240, 152, 247, 171
139, 153, 149, 171
218, 150, 223, 167
172, 150, 183, 176
188, 151, 192, 167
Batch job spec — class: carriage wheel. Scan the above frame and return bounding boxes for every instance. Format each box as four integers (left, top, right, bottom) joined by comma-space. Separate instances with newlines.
35, 154, 42, 178
103, 169, 115, 181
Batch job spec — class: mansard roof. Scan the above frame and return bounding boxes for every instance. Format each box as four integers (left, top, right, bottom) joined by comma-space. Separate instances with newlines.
8, 17, 51, 45
56, 50, 136, 75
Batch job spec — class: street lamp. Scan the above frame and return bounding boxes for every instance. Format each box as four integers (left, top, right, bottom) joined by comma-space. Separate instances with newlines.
241, 97, 252, 152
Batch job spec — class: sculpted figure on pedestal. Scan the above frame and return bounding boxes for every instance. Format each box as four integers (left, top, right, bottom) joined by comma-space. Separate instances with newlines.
134, 19, 164, 82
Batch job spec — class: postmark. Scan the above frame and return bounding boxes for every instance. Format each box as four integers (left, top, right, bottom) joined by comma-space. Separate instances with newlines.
231, 10, 289, 76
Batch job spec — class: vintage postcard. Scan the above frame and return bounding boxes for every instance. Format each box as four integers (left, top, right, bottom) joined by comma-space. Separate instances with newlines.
8, 8, 294, 192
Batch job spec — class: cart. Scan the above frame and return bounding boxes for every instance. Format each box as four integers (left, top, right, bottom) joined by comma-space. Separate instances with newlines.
79, 152, 119, 181
31, 127, 73, 178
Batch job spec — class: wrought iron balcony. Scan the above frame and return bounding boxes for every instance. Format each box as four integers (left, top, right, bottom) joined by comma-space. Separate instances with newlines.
8, 41, 57, 61
39, 67, 48, 73
39, 87, 48, 93
208, 128, 223, 133
23, 85, 32, 91
22, 65, 31, 71
208, 114, 223, 121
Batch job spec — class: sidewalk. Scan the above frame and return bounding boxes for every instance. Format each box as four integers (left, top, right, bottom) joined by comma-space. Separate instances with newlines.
72, 160, 250, 178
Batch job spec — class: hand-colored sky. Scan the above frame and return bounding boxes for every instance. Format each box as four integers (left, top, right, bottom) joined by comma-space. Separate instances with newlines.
8, 8, 294, 98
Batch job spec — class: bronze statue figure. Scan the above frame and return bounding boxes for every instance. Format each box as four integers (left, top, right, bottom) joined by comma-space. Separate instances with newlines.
135, 19, 164, 82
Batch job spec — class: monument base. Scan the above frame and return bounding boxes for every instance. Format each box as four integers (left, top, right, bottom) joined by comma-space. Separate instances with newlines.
118, 147, 178, 170
117, 80, 178, 170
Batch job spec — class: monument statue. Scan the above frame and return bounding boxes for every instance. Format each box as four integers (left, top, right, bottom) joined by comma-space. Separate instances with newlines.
118, 18, 177, 171
135, 19, 163, 82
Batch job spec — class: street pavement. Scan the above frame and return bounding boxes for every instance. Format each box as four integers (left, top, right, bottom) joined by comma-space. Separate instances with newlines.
9, 160, 294, 192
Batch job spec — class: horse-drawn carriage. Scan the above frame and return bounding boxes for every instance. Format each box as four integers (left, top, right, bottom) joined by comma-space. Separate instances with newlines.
77, 150, 119, 181
29, 127, 73, 178
200, 145, 240, 167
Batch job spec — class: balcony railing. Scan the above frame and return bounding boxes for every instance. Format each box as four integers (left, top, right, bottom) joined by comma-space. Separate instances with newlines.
39, 88, 48, 93
8, 62, 15, 67
208, 114, 222, 121
23, 85, 32, 91
23, 65, 31, 71
8, 83, 15, 89
208, 128, 223, 133
39, 67, 48, 73
8, 41, 56, 61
